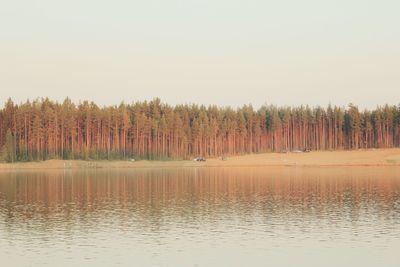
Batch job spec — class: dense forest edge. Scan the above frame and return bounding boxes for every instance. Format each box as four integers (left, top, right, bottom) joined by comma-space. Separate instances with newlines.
0, 98, 399, 163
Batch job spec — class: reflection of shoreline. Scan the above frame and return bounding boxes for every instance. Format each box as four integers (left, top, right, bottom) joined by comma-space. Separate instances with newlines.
1, 149, 400, 170
0, 167, 399, 208
0, 168, 399, 242
1, 168, 399, 261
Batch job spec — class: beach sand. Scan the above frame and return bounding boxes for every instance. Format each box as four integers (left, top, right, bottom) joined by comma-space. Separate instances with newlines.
1, 149, 400, 170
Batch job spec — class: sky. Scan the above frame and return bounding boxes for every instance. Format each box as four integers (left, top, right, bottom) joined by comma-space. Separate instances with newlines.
1, 0, 399, 109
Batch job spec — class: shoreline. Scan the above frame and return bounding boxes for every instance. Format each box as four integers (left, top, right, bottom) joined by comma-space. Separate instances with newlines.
1, 148, 400, 170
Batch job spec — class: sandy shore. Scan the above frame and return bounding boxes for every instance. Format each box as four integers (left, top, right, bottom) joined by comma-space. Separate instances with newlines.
1, 149, 400, 170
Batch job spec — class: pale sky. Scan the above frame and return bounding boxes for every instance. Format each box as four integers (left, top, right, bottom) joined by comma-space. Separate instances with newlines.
1, 0, 399, 109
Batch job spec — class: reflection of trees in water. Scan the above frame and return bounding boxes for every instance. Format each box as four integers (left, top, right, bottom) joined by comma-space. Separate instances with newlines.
0, 168, 399, 239
0, 168, 399, 211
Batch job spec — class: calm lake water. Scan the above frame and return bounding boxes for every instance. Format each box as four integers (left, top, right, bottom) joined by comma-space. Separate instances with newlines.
0, 167, 399, 267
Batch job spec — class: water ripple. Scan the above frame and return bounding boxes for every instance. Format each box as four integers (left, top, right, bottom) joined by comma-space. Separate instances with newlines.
0, 167, 399, 267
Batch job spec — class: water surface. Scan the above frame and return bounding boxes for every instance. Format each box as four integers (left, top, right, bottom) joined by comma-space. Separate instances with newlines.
0, 167, 399, 267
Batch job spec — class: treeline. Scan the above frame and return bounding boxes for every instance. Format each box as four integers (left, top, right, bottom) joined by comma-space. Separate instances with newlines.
0, 98, 399, 162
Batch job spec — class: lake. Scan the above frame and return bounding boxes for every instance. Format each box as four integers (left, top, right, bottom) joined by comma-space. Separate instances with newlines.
0, 167, 399, 267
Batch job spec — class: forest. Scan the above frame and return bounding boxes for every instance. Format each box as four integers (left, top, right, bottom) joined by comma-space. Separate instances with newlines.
0, 98, 399, 162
